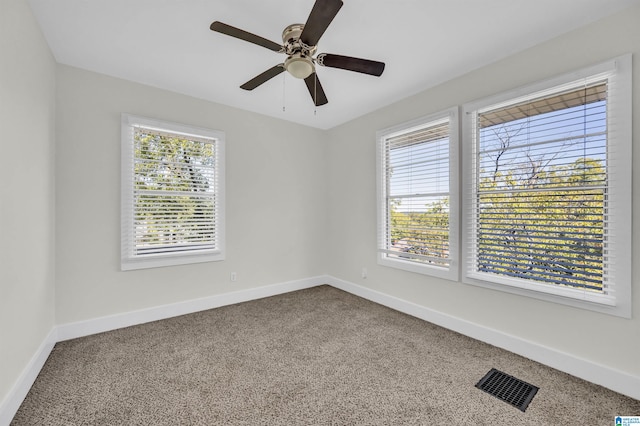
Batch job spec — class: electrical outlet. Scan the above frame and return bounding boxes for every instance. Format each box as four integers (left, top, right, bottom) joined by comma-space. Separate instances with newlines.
361, 267, 367, 279
230, 272, 237, 282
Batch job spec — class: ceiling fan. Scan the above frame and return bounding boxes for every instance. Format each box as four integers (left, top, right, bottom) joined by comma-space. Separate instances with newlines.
210, 0, 385, 106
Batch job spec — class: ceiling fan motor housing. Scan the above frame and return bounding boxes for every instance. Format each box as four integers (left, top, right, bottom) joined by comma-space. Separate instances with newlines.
282, 24, 304, 45
282, 24, 316, 79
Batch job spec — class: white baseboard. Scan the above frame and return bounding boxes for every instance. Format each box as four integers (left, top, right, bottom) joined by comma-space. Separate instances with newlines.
326, 275, 640, 401
0, 328, 57, 426
57, 276, 327, 341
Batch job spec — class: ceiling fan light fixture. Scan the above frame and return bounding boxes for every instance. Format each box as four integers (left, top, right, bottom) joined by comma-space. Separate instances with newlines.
284, 54, 314, 79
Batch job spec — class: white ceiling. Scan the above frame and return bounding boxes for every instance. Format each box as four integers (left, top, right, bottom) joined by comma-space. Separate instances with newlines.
28, 0, 639, 129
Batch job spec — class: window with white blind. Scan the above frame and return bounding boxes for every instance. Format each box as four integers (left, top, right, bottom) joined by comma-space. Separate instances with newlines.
121, 114, 225, 270
377, 108, 459, 279
462, 55, 631, 317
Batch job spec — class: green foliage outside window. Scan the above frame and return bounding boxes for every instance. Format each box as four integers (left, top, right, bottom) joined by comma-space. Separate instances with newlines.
476, 157, 605, 291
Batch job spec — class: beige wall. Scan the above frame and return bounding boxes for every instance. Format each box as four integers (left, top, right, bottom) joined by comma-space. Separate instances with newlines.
54, 65, 328, 324
0, 0, 56, 404
326, 4, 640, 377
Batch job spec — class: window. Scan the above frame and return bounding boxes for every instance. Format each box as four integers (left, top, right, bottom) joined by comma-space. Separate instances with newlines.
121, 114, 225, 270
377, 108, 459, 280
462, 55, 631, 317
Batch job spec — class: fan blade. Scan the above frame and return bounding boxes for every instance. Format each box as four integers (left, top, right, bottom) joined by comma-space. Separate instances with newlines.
299, 0, 343, 47
304, 73, 328, 106
240, 64, 285, 90
210, 21, 283, 52
317, 53, 385, 76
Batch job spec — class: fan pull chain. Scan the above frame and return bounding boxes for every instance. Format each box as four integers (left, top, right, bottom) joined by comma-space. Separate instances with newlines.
314, 73, 317, 116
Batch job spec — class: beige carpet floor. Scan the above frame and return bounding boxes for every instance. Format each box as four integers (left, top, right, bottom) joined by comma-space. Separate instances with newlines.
12, 285, 640, 425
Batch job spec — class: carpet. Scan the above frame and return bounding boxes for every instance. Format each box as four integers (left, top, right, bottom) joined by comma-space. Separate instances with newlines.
12, 285, 640, 425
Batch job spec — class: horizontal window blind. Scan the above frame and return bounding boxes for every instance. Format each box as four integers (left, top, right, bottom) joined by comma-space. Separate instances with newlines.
379, 116, 453, 271
467, 78, 613, 299
132, 126, 219, 255
121, 115, 225, 270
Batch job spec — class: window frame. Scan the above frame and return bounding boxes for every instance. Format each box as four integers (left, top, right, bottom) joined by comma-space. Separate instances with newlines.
121, 114, 226, 271
461, 55, 632, 318
376, 107, 460, 280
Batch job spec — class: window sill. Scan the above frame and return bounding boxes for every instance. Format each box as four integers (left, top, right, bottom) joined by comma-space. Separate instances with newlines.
463, 272, 630, 319
378, 254, 458, 281
121, 250, 224, 271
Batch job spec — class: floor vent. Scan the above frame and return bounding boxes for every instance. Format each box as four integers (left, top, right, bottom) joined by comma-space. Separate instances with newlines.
475, 368, 539, 412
